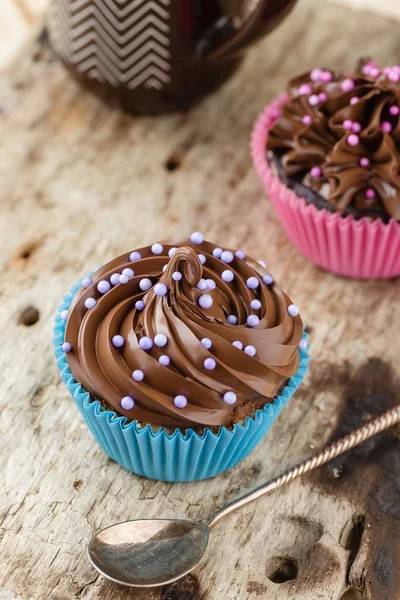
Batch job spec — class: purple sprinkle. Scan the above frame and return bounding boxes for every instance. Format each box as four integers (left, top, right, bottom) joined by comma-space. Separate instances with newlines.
81, 277, 93, 289
206, 279, 216, 291
351, 122, 361, 133
112, 335, 124, 348
287, 304, 300, 317
97, 280, 110, 294
235, 250, 246, 260
310, 166, 322, 178
321, 70, 332, 83
190, 231, 204, 245
223, 391, 237, 405
85, 298, 96, 309
154, 333, 168, 347
318, 92, 328, 103
222, 270, 234, 283
60, 310, 69, 322
110, 273, 120, 286
347, 134, 359, 146
121, 396, 135, 410
174, 395, 187, 409
198, 254, 206, 265
135, 300, 145, 311
129, 251, 141, 262
154, 283, 168, 297
359, 157, 370, 168
244, 345, 256, 357
122, 268, 134, 278
198, 294, 213, 309
302, 115, 313, 126
204, 358, 216, 370
365, 188, 376, 199
132, 369, 144, 382
381, 121, 393, 133
232, 340, 243, 350
172, 271, 182, 281
298, 339, 308, 350
246, 277, 259, 290
168, 247, 177, 258
258, 260, 267, 268
298, 83, 313, 95
119, 274, 129, 284
159, 355, 170, 366
251, 299, 261, 310
151, 243, 163, 255
62, 342, 72, 352
196, 279, 207, 291
139, 278, 152, 291
201, 338, 212, 349
247, 315, 259, 328
227, 315, 238, 325
341, 78, 355, 92
139, 336, 153, 351
389, 105, 400, 116
213, 247, 223, 258
263, 274, 273, 285
343, 119, 353, 129
221, 250, 234, 263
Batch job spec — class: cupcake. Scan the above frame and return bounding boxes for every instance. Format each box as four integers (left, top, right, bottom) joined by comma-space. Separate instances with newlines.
54, 234, 309, 482
251, 59, 400, 279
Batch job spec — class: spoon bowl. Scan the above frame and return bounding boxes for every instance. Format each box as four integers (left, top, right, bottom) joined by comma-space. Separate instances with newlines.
88, 519, 209, 588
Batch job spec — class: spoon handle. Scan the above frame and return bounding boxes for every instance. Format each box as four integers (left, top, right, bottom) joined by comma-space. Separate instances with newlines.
207, 405, 400, 529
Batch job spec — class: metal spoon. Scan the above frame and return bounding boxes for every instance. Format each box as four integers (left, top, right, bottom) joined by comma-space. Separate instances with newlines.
88, 405, 400, 588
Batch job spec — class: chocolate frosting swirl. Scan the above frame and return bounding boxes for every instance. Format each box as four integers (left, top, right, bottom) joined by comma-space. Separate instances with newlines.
268, 60, 400, 221
64, 238, 303, 428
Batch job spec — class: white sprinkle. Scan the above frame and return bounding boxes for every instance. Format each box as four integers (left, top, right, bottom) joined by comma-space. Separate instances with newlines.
151, 243, 163, 255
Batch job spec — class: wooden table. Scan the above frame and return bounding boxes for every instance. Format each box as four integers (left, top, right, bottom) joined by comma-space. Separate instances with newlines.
1, 1, 400, 598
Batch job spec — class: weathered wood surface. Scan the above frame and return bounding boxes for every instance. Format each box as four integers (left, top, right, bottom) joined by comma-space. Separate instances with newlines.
1, 1, 400, 599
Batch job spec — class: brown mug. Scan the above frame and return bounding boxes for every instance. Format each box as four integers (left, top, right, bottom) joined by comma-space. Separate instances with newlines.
49, 0, 296, 113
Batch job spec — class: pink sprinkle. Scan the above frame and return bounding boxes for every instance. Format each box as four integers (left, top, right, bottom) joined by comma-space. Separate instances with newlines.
362, 65, 371, 75
350, 96, 359, 105
341, 78, 355, 92
381, 121, 393, 133
321, 71, 333, 83
298, 83, 313, 95
302, 115, 313, 126
310, 166, 322, 178
343, 119, 353, 129
365, 188, 376, 199
389, 105, 400, 116
310, 68, 323, 82
388, 71, 399, 83
369, 67, 380, 78
318, 92, 328, 103
308, 95, 319, 106
347, 134, 359, 146
351, 122, 362, 133
384, 66, 391, 75
359, 157, 370, 168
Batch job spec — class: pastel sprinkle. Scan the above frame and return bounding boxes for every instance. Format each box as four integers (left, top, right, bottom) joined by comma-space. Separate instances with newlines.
168, 247, 178, 258
298, 83, 313, 95
204, 358, 216, 370
151, 243, 163, 255
174, 395, 187, 409
190, 231, 204, 245
85, 298, 96, 309
235, 250, 246, 260
263, 274, 273, 285
287, 304, 300, 317
350, 96, 359, 105
213, 247, 223, 258
258, 260, 267, 268
343, 119, 353, 129
201, 338, 212, 349
139, 336, 153, 351
97, 280, 110, 294
246, 276, 259, 289
62, 342, 72, 352
310, 166, 322, 178
370, 67, 380, 78
310, 68, 323, 82
122, 268, 134, 278
159, 355, 170, 366
198, 254, 206, 265
222, 270, 234, 283
359, 157, 370, 168
318, 92, 328, 103
121, 396, 135, 410
198, 294, 213, 309
60, 310, 69, 321
341, 78, 355, 92
389, 105, 400, 116
247, 315, 259, 328
196, 278, 207, 291
132, 370, 144, 382
135, 300, 145, 311
232, 340, 243, 350
388, 71, 399, 82
365, 188, 376, 199
82, 277, 93, 288
112, 335, 124, 348
381, 121, 392, 133
244, 345, 256, 357
110, 273, 120, 285
223, 392, 237, 405
227, 315, 238, 325
206, 279, 216, 290
129, 251, 141, 262
298, 339, 308, 350
347, 134, 359, 146
308, 94, 319, 106
139, 278, 152, 291
154, 333, 168, 347
172, 271, 182, 281
321, 70, 332, 83
221, 250, 234, 263
302, 115, 313, 126
154, 282, 168, 296
251, 299, 262, 310
351, 122, 361, 133
119, 274, 129, 284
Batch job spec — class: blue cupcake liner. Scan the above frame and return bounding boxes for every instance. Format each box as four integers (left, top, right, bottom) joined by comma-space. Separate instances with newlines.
54, 277, 310, 482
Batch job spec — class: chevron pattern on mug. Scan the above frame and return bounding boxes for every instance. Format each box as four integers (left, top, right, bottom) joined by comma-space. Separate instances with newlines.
49, 0, 172, 90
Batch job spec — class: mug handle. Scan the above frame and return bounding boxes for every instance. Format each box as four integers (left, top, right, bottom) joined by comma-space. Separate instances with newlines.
205, 0, 297, 62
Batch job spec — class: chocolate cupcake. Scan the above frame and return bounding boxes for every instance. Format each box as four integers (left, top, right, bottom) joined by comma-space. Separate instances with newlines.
251, 59, 400, 279
54, 234, 309, 481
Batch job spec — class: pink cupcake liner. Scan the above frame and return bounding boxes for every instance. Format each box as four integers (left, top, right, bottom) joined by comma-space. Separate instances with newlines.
251, 93, 400, 279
